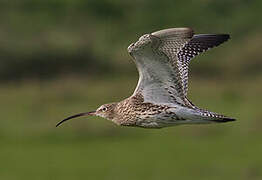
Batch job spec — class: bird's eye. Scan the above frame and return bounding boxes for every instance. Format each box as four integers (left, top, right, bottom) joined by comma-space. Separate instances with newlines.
101, 107, 107, 112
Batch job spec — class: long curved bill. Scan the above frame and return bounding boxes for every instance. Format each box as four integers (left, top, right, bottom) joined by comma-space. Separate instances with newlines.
56, 111, 96, 127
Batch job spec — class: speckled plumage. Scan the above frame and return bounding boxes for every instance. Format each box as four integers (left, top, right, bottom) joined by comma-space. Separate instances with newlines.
56, 28, 235, 129
112, 93, 174, 128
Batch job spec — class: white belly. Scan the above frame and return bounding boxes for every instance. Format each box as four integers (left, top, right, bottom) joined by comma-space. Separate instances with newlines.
135, 106, 211, 128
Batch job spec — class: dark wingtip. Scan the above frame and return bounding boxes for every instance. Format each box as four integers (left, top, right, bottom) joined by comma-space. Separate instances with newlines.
192, 33, 230, 45
220, 34, 230, 41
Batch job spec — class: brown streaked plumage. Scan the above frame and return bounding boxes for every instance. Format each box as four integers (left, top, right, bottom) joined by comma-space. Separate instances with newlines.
56, 27, 235, 129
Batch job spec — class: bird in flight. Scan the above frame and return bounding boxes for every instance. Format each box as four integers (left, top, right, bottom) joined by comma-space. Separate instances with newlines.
56, 27, 235, 128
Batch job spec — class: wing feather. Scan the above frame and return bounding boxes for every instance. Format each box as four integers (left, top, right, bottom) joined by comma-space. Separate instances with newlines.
128, 28, 193, 106
128, 28, 230, 106
152, 28, 193, 101
177, 34, 230, 95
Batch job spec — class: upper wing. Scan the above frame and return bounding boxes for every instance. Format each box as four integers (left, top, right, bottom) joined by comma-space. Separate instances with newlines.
128, 28, 193, 106
128, 28, 230, 106
177, 34, 230, 95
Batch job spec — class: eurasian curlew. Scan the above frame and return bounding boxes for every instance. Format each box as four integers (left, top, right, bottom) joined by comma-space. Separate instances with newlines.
56, 27, 235, 129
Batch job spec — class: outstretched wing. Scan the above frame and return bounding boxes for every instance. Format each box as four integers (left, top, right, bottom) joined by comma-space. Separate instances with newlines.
177, 34, 230, 95
128, 28, 229, 106
128, 28, 193, 106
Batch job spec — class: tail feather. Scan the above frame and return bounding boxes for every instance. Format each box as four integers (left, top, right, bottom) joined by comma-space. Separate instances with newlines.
185, 97, 236, 123
198, 109, 236, 123
212, 117, 236, 123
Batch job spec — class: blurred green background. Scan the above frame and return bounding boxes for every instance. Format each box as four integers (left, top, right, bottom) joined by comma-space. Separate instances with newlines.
0, 0, 262, 179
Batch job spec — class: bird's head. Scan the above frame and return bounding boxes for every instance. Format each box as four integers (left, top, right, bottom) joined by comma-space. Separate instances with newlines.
94, 103, 117, 119
56, 103, 117, 127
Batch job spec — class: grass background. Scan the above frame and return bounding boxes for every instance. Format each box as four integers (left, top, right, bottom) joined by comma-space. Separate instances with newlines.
0, 0, 262, 179
1, 76, 261, 179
